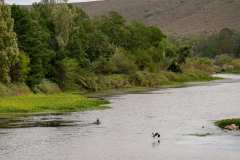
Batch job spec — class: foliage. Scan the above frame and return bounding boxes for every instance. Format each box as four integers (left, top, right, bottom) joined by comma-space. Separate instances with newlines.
215, 119, 240, 129
215, 54, 233, 66
0, 1, 218, 95
33, 79, 61, 94
55, 58, 79, 90
0, 5, 27, 83
194, 28, 240, 58
183, 57, 216, 74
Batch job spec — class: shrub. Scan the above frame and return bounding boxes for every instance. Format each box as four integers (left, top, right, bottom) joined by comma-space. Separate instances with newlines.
34, 79, 61, 94
0, 83, 31, 96
230, 59, 240, 73
215, 54, 233, 66
129, 71, 170, 87
93, 57, 116, 74
110, 49, 137, 74
183, 57, 216, 74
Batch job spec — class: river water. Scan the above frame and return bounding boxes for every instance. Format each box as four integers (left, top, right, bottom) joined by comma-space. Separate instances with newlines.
0, 74, 240, 160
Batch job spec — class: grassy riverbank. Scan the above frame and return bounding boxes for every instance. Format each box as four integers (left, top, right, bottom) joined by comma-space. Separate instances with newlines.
0, 70, 217, 114
0, 94, 108, 114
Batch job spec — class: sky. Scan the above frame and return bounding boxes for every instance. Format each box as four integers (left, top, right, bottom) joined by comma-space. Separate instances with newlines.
6, 0, 99, 5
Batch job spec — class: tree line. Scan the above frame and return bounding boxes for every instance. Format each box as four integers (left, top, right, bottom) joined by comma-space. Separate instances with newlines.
0, 0, 210, 92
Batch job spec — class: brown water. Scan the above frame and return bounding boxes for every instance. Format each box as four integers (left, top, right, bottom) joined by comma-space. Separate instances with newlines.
0, 74, 240, 160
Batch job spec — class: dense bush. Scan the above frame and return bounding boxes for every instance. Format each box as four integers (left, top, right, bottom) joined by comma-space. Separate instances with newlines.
33, 79, 61, 94
183, 57, 216, 74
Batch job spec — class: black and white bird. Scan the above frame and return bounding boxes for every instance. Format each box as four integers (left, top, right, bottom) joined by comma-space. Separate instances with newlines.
152, 132, 161, 138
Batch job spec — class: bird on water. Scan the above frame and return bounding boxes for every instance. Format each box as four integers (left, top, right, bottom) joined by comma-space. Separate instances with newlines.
152, 132, 161, 143
93, 118, 101, 125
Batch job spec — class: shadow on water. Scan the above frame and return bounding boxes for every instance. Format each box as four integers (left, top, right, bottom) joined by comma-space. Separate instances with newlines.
186, 133, 213, 137
0, 114, 99, 129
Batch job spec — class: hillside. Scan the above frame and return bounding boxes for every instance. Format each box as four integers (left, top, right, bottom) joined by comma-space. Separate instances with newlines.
76, 0, 240, 36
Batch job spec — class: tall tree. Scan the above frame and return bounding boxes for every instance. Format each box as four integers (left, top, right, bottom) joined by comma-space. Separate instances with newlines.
0, 4, 22, 83
11, 5, 55, 87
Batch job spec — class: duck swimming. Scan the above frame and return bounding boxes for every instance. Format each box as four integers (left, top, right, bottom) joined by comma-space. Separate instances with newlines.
93, 118, 101, 125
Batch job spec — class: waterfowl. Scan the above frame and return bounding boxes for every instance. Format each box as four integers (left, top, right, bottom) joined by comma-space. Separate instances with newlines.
152, 132, 160, 138
93, 118, 101, 125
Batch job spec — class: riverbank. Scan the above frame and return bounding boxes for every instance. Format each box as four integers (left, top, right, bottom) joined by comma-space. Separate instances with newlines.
84, 71, 219, 97
84, 78, 218, 98
0, 94, 108, 114
0, 70, 218, 114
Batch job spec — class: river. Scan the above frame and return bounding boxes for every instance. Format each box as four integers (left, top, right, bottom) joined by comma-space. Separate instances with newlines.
0, 74, 240, 160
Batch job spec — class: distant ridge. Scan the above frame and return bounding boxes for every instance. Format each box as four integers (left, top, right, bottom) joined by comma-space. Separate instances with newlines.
74, 0, 240, 36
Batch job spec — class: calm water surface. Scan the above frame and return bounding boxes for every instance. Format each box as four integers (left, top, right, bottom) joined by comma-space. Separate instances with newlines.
0, 74, 240, 160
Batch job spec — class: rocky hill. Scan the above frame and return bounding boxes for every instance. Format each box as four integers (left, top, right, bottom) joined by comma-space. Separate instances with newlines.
76, 0, 240, 36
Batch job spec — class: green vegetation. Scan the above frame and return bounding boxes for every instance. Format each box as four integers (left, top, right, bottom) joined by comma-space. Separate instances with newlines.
0, 0, 237, 114
215, 118, 240, 129
192, 28, 240, 73
1, 0, 216, 94
0, 93, 108, 113
194, 28, 240, 58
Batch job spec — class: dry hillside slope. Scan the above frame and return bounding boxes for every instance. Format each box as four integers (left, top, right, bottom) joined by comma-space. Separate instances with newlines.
76, 0, 240, 36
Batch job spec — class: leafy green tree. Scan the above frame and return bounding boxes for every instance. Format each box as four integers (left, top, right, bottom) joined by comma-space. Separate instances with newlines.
86, 31, 115, 62
11, 5, 55, 87
66, 6, 92, 67
177, 46, 192, 64
95, 11, 129, 48
126, 22, 165, 50
10, 52, 30, 82
55, 58, 79, 89
0, 4, 24, 83
51, 1, 74, 49
8, 1, 202, 91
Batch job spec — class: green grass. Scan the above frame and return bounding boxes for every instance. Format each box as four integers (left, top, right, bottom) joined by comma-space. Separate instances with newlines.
215, 118, 240, 128
0, 93, 109, 114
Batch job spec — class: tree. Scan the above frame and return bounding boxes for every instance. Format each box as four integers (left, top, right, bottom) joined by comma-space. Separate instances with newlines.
51, 0, 74, 50
0, 4, 24, 83
177, 46, 191, 64
55, 58, 79, 89
11, 5, 32, 51
11, 5, 55, 87
86, 31, 115, 62
10, 52, 30, 82
66, 6, 92, 67
95, 11, 129, 48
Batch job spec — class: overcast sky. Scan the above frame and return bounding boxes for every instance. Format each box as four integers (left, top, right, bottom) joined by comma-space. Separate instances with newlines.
6, 0, 99, 5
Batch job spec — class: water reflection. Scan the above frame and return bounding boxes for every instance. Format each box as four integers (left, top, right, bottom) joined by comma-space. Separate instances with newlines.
152, 140, 161, 148
0, 114, 101, 128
